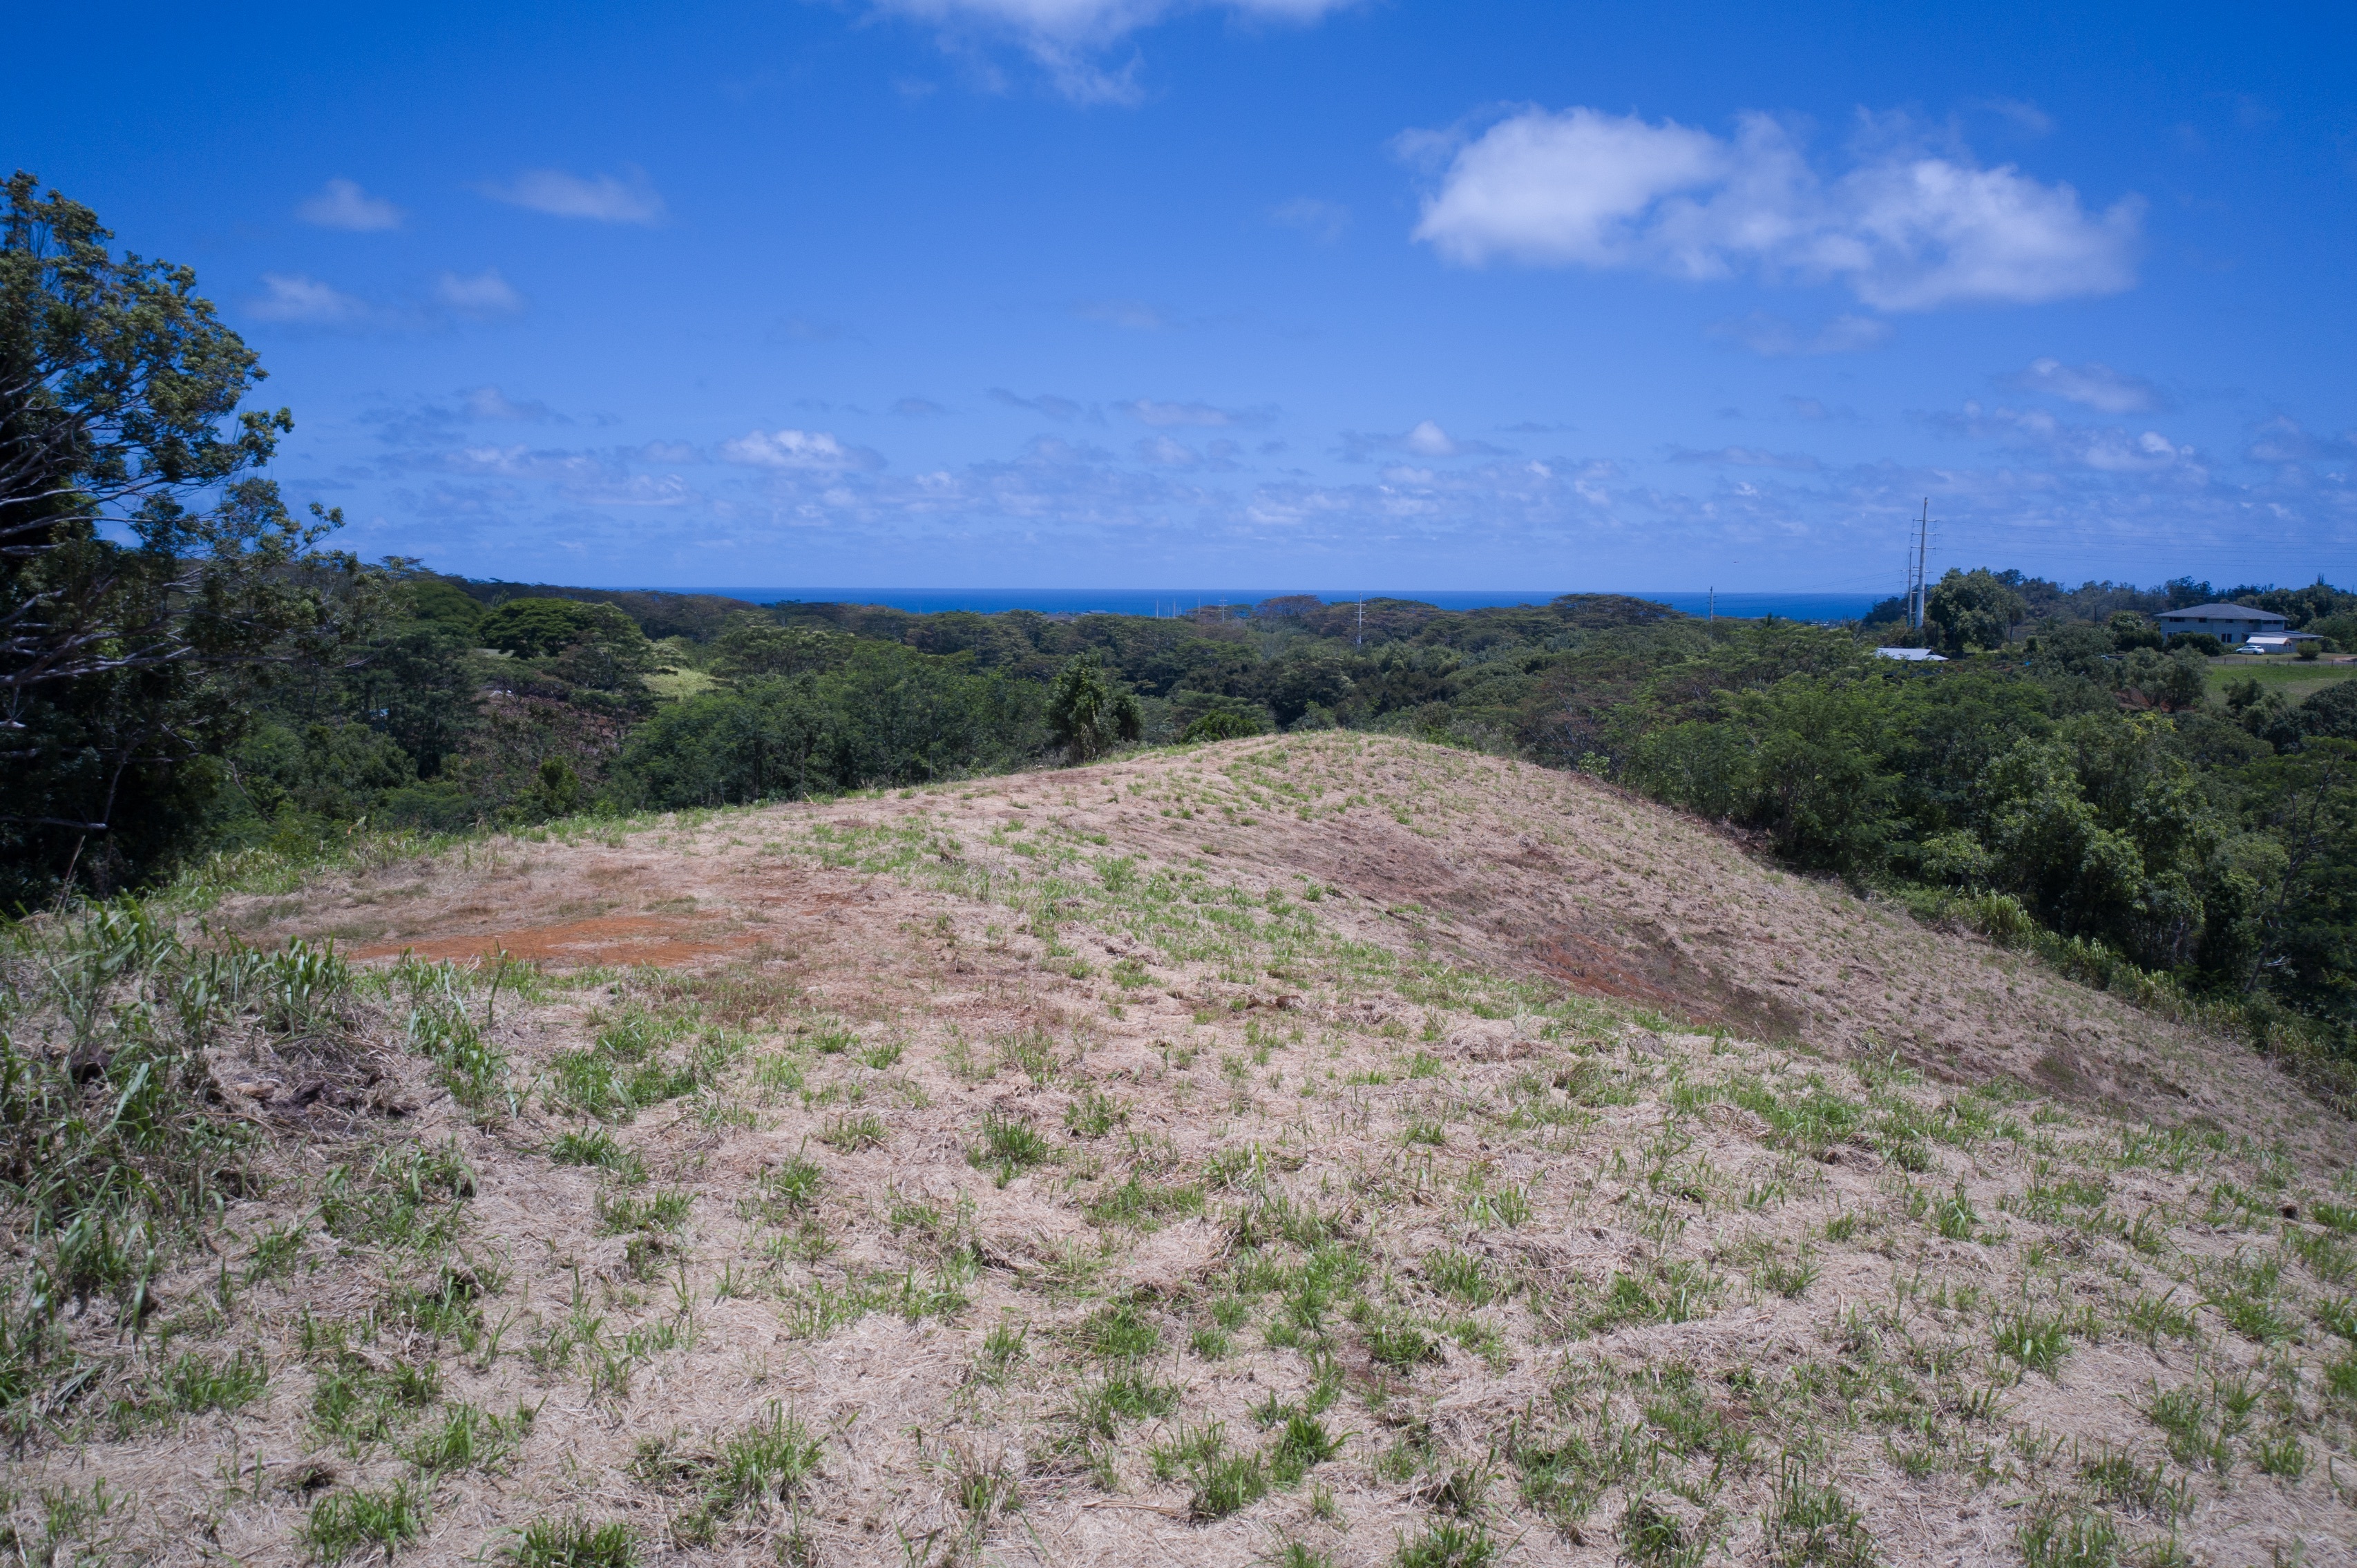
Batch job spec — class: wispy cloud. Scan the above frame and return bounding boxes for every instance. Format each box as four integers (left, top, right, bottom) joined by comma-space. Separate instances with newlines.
718, 428, 882, 471
435, 269, 528, 316
1269, 196, 1349, 242
1117, 398, 1272, 428
247, 273, 371, 325
868, 0, 1358, 104
1338, 419, 1505, 461
1403, 106, 2141, 310
2005, 357, 2165, 413
342, 400, 2357, 588
989, 388, 1087, 420
1668, 445, 1822, 471
297, 178, 404, 231
464, 385, 556, 421
479, 166, 667, 224
892, 397, 950, 417
1134, 434, 1242, 469
2244, 416, 2357, 465
1708, 312, 1892, 357
1974, 98, 2054, 136
1929, 401, 2202, 475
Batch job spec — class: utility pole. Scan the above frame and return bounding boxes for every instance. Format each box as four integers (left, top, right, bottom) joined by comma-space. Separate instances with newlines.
1908, 499, 1931, 630
1355, 599, 1364, 647
1708, 586, 1715, 622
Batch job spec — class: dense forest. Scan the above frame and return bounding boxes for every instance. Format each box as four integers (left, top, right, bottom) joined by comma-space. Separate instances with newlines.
8, 170, 2357, 1091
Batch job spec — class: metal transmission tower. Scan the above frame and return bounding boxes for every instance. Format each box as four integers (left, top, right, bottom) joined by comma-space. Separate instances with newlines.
1907, 499, 1934, 630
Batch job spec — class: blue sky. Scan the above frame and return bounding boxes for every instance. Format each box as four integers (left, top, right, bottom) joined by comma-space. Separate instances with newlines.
11, 0, 2354, 593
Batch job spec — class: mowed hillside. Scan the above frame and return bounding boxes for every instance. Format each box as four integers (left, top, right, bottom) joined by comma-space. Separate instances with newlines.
12, 732, 2353, 1568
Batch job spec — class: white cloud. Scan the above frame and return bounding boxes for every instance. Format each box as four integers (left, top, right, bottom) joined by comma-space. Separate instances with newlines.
1137, 434, 1201, 467
248, 273, 370, 325
435, 269, 527, 316
1406, 106, 2142, 311
1402, 419, 1458, 457
297, 178, 404, 231
2007, 357, 2164, 413
720, 429, 880, 471
1933, 401, 2201, 475
1337, 420, 1505, 461
1270, 196, 1349, 242
870, 1, 1356, 102
1708, 311, 1892, 356
480, 166, 667, 224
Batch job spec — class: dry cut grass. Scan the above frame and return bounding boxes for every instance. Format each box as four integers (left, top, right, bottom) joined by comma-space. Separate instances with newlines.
3, 733, 2352, 1568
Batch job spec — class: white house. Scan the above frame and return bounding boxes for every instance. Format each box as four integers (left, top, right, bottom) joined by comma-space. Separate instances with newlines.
2155, 602, 2288, 639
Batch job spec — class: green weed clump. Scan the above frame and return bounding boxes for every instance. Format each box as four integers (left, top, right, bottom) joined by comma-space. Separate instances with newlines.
546, 1002, 714, 1120
508, 1518, 636, 1568
406, 1399, 534, 1473
1764, 1466, 1879, 1568
303, 1480, 429, 1562
0, 901, 285, 1416
547, 1127, 645, 1181
319, 1142, 476, 1252
635, 1404, 823, 1542
2016, 1499, 2120, 1568
159, 1347, 269, 1415
1394, 1516, 1496, 1567
397, 959, 511, 1112
311, 1350, 441, 1448
971, 1109, 1051, 1183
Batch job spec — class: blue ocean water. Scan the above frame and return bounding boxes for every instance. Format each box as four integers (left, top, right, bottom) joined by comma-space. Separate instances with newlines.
660, 587, 1884, 622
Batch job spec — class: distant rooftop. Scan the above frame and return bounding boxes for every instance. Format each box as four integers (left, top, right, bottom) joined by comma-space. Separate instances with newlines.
2158, 602, 2285, 620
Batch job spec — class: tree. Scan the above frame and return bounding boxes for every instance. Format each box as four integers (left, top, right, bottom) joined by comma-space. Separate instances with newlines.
1257, 649, 1352, 727
1925, 568, 2027, 654
1045, 652, 1142, 763
477, 597, 604, 657
1, 172, 380, 900
711, 611, 850, 683
1183, 709, 1267, 743
2237, 738, 2357, 1012
2108, 611, 2164, 651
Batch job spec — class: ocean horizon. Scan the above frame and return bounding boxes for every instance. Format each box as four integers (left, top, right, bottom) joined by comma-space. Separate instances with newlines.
639, 587, 1886, 622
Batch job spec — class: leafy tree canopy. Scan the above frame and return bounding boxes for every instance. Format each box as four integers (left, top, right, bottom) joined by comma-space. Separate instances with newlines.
1, 171, 379, 900
1046, 652, 1143, 764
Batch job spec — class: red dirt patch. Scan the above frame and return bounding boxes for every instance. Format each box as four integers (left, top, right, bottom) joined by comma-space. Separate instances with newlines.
349, 915, 754, 969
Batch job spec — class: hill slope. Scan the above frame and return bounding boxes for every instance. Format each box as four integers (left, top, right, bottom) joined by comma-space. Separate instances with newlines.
7, 733, 2352, 1568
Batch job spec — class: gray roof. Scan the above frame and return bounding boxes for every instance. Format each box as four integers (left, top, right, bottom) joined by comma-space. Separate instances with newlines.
2157, 602, 2283, 620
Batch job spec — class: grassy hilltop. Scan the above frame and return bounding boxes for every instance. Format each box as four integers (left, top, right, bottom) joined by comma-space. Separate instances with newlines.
3, 732, 2352, 1568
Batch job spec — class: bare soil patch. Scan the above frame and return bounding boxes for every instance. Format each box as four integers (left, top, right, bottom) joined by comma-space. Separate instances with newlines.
348, 914, 756, 968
